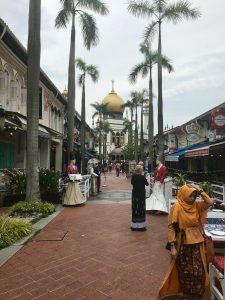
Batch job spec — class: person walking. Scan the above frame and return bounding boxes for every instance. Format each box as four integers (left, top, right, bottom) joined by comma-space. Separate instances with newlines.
115, 161, 120, 177
94, 163, 101, 192
63, 159, 86, 206
158, 184, 213, 300
131, 164, 149, 231
146, 159, 167, 213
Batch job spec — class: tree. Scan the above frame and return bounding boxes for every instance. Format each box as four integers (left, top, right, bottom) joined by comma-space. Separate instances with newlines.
26, 0, 41, 202
129, 41, 174, 162
128, 0, 200, 161
122, 118, 133, 144
91, 102, 111, 163
55, 0, 109, 161
122, 100, 135, 144
129, 90, 146, 162
123, 142, 135, 161
76, 58, 99, 173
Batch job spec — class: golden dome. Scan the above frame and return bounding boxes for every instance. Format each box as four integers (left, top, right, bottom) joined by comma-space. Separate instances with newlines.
102, 81, 124, 113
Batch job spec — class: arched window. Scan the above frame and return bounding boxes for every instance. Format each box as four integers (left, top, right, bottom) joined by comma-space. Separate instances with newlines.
112, 132, 115, 143
116, 132, 120, 146
120, 132, 124, 145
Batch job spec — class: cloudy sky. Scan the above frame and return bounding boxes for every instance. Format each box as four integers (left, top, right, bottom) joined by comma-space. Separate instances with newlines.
1, 0, 225, 131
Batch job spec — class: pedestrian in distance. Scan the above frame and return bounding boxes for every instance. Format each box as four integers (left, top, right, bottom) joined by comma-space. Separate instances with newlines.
94, 163, 101, 192
158, 184, 213, 300
146, 159, 167, 214
131, 164, 149, 231
115, 161, 120, 177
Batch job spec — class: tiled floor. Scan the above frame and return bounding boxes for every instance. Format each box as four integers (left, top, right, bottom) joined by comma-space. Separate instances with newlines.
0, 173, 170, 299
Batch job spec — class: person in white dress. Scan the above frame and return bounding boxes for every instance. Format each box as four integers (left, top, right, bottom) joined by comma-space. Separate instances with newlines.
146, 159, 168, 214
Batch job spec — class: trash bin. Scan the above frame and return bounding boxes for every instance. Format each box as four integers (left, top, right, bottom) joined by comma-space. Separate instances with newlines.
91, 174, 98, 196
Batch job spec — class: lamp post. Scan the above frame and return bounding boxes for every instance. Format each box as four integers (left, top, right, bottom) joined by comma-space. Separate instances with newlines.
0, 105, 6, 130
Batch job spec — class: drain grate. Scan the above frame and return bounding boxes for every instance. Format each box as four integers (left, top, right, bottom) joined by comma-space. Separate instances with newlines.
34, 230, 68, 242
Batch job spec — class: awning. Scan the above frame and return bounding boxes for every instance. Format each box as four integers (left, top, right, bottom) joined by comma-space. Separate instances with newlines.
16, 115, 50, 138
165, 142, 211, 162
210, 140, 225, 150
185, 146, 209, 158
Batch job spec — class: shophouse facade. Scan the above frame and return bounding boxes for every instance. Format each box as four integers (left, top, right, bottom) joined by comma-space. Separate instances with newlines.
164, 102, 225, 184
0, 18, 66, 171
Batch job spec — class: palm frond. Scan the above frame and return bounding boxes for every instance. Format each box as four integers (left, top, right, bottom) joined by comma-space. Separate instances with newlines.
163, 1, 201, 24
77, 0, 109, 15
161, 54, 174, 73
79, 12, 99, 49
153, 0, 167, 14
128, 0, 155, 18
75, 58, 86, 71
55, 8, 70, 28
86, 65, 99, 82
129, 62, 148, 84
143, 21, 158, 42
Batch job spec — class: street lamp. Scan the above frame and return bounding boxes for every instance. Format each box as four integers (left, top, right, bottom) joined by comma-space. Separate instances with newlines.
0, 105, 6, 130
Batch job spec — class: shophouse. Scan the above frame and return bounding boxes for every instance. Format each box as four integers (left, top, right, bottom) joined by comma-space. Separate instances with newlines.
164, 102, 225, 184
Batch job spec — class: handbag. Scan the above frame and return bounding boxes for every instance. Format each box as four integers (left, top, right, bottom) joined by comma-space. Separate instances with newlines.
203, 233, 215, 263
200, 223, 215, 263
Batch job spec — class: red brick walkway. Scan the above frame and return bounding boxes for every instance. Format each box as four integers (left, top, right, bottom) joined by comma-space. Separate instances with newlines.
0, 175, 170, 300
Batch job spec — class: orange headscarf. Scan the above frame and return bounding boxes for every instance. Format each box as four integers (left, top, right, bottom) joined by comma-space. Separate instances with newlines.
171, 185, 200, 229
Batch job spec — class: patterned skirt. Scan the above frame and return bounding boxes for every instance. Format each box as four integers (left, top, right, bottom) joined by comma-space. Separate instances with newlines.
131, 193, 146, 230
176, 243, 205, 300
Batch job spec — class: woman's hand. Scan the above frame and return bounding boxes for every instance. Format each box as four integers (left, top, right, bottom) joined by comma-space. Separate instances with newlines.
170, 246, 177, 259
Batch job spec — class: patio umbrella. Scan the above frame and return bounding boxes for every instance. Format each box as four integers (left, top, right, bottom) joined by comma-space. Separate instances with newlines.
88, 158, 99, 164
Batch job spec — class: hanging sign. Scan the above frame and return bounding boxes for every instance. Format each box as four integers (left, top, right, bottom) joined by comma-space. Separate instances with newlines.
211, 108, 225, 130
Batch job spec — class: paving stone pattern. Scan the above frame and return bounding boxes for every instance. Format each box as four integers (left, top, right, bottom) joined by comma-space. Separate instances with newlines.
0, 174, 171, 300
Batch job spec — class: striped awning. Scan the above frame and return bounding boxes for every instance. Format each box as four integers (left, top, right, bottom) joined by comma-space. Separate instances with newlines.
185, 146, 209, 158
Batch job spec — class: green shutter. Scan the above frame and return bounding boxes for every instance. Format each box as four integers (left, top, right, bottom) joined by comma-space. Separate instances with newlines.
0, 143, 15, 168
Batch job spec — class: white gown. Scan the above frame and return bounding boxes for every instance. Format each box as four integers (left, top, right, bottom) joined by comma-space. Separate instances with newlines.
145, 181, 168, 213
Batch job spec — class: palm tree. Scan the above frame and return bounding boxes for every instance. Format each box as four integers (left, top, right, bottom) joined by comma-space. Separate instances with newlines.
55, 0, 109, 161
122, 118, 133, 144
76, 58, 99, 173
91, 102, 110, 163
101, 121, 111, 162
139, 91, 149, 161
129, 90, 145, 162
128, 0, 200, 161
26, 0, 41, 202
129, 41, 174, 162
122, 100, 136, 144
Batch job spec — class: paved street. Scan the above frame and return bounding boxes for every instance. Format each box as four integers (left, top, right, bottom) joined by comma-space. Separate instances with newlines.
0, 174, 170, 300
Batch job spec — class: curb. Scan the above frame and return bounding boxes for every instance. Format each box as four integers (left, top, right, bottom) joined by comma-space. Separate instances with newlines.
0, 205, 64, 267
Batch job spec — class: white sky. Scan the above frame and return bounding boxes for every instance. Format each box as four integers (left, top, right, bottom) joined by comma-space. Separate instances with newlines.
1, 0, 225, 132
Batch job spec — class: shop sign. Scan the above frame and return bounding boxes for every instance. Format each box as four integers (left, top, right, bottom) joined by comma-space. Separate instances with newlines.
211, 108, 225, 130
187, 133, 200, 142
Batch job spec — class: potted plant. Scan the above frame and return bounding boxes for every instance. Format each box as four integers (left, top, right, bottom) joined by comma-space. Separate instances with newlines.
200, 182, 214, 197
172, 173, 186, 196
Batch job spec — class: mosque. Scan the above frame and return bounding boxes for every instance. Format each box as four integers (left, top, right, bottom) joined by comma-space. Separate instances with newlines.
99, 81, 128, 162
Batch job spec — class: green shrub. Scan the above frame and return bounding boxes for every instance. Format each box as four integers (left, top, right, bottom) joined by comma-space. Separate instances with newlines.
11, 201, 56, 217
200, 181, 214, 197
173, 173, 186, 187
0, 217, 32, 249
39, 169, 60, 195
5, 171, 26, 195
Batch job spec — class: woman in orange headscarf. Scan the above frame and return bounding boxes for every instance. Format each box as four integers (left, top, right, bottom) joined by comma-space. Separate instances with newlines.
158, 184, 213, 300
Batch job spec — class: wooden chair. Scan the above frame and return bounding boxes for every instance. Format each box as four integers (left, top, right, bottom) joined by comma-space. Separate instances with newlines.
209, 255, 225, 300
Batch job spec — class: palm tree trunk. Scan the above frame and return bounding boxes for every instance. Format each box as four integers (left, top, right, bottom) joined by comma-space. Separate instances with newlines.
135, 104, 138, 162
157, 20, 164, 162
67, 12, 75, 161
140, 102, 144, 160
26, 0, 41, 201
99, 123, 102, 163
130, 108, 133, 145
148, 66, 154, 162
80, 77, 85, 174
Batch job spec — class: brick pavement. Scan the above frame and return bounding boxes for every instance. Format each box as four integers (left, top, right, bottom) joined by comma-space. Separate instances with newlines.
0, 174, 171, 300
